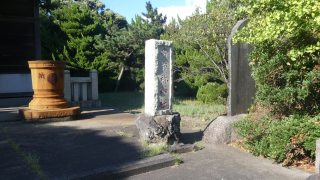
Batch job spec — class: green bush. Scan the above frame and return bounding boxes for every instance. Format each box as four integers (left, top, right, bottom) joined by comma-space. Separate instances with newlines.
232, 109, 320, 165
234, 0, 320, 116
196, 83, 227, 104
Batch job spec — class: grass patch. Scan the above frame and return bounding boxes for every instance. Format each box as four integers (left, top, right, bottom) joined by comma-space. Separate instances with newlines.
99, 92, 226, 122
139, 140, 182, 166
0, 126, 46, 179
171, 152, 182, 166
26, 153, 41, 174
173, 97, 226, 121
99, 92, 144, 111
116, 131, 134, 137
193, 142, 204, 151
139, 141, 168, 158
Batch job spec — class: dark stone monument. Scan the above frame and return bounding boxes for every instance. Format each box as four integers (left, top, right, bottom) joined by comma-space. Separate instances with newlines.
227, 20, 256, 116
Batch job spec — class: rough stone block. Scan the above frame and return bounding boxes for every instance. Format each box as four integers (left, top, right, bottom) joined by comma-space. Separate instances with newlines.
203, 114, 246, 144
135, 113, 181, 143
145, 39, 173, 116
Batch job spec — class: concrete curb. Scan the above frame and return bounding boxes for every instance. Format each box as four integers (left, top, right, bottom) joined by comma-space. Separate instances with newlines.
50, 152, 176, 180
169, 144, 195, 154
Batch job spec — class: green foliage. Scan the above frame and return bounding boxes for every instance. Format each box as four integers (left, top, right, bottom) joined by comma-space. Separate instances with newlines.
40, 0, 124, 92
53, 1, 109, 76
103, 9, 128, 29
161, 0, 238, 93
40, 0, 67, 60
232, 111, 320, 165
234, 0, 320, 116
141, 1, 167, 27
232, 0, 320, 166
95, 2, 166, 91
196, 83, 227, 104
173, 97, 226, 121
99, 91, 144, 111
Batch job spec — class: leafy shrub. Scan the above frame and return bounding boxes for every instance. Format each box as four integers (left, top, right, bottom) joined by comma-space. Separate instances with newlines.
232, 106, 320, 165
228, 0, 320, 166
196, 83, 227, 104
234, 0, 320, 116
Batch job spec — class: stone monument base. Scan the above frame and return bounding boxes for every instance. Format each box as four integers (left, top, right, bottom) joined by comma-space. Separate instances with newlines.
19, 107, 81, 122
135, 113, 181, 144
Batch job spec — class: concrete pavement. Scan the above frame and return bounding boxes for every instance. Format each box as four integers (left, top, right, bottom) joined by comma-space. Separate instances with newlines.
0, 97, 314, 180
125, 142, 311, 180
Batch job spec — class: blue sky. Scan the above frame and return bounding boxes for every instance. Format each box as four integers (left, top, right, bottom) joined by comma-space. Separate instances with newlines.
99, 0, 207, 24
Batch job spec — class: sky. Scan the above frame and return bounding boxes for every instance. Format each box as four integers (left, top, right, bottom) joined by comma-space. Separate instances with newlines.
99, 0, 207, 24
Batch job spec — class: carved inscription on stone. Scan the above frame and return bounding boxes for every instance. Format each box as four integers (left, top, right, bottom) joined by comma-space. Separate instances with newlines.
38, 72, 45, 79
158, 46, 170, 111
145, 39, 173, 116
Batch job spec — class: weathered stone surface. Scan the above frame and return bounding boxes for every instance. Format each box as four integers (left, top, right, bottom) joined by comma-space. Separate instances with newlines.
145, 39, 173, 116
70, 100, 101, 108
64, 70, 71, 102
316, 139, 320, 173
89, 70, 99, 100
169, 144, 195, 154
227, 20, 256, 116
203, 114, 246, 144
19, 106, 81, 122
307, 174, 320, 180
135, 113, 181, 143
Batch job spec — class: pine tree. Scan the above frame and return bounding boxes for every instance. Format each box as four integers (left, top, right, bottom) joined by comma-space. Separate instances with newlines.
94, 2, 166, 92
161, 0, 238, 88
141, 1, 167, 27
40, 0, 119, 92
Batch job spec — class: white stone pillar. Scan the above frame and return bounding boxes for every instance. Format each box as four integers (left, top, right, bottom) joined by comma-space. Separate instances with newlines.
145, 39, 173, 116
89, 70, 98, 100
73, 83, 79, 102
64, 70, 71, 102
316, 139, 320, 173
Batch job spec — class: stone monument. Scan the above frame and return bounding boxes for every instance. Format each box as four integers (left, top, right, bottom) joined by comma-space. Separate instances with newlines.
227, 20, 256, 116
135, 39, 181, 144
204, 20, 256, 143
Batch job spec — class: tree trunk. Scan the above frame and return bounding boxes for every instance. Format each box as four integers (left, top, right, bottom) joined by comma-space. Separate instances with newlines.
114, 65, 124, 92
114, 53, 133, 92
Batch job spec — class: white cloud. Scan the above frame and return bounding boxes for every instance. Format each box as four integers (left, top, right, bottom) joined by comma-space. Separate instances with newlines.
158, 0, 207, 25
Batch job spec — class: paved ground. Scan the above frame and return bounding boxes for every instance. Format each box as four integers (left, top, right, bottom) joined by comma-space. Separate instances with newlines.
126, 143, 311, 180
0, 98, 314, 180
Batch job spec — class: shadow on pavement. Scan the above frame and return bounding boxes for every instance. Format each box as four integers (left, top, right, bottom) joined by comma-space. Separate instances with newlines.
180, 129, 203, 143
0, 121, 144, 180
